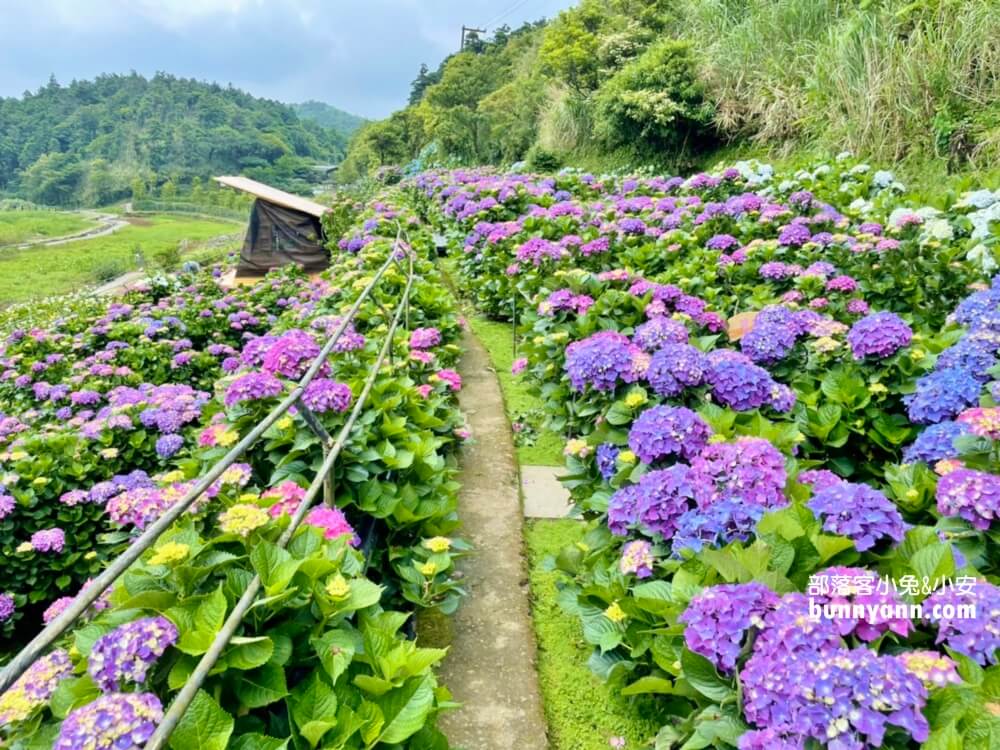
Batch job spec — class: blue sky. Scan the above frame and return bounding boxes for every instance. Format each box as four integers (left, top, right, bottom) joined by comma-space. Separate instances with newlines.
0, 0, 576, 119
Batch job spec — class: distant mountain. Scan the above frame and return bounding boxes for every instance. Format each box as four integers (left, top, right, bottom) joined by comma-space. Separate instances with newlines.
0, 72, 349, 206
293, 101, 367, 139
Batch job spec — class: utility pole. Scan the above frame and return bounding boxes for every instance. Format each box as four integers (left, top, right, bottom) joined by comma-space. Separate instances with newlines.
460, 25, 486, 51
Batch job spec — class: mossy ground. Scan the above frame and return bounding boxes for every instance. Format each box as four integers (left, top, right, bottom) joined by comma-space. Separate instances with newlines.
525, 519, 663, 749
466, 315, 564, 466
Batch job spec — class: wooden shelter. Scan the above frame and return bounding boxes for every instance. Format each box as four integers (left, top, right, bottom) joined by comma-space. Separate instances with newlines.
214, 176, 330, 277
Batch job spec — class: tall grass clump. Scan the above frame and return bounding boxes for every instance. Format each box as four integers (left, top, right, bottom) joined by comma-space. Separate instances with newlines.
674, 0, 1000, 169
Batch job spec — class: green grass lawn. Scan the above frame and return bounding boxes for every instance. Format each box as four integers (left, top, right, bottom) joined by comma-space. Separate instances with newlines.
468, 315, 564, 466
0, 214, 236, 304
0, 210, 97, 246
526, 519, 663, 749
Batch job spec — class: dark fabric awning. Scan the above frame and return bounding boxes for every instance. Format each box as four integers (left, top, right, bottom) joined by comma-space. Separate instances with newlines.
236, 198, 329, 275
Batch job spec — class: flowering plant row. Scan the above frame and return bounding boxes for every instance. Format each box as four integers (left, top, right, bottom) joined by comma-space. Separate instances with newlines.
410, 158, 1000, 749
1, 203, 471, 747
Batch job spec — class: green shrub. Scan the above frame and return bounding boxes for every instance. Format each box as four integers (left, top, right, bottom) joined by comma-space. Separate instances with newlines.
593, 38, 715, 152
152, 244, 182, 271
527, 145, 564, 172
93, 261, 125, 282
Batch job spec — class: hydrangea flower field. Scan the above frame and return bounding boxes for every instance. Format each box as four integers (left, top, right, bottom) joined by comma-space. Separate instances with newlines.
2, 154, 1000, 749
406, 156, 1000, 749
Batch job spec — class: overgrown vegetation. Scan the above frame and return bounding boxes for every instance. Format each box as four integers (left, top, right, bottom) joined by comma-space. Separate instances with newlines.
0, 73, 362, 206
342, 0, 1000, 182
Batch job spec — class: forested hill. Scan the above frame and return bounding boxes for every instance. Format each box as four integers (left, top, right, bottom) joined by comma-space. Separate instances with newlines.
293, 101, 367, 137
0, 73, 359, 206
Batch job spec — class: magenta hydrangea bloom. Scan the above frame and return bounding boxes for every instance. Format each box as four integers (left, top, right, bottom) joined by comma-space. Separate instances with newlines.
261, 329, 322, 380
304, 506, 359, 545
847, 311, 912, 359
302, 379, 352, 414
627, 406, 711, 464
55, 693, 163, 750
936, 468, 1000, 530
89, 616, 179, 692
681, 582, 778, 673
690, 437, 787, 510
926, 581, 1000, 665
224, 371, 284, 407
811, 566, 913, 640
807, 481, 907, 550
409, 327, 442, 350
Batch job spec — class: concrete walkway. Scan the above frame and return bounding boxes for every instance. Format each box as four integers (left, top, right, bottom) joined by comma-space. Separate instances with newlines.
435, 327, 549, 750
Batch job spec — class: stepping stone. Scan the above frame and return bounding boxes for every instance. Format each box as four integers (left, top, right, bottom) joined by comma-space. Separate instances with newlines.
520, 465, 572, 519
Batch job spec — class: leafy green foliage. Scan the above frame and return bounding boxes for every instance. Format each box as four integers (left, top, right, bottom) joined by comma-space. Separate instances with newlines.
593, 39, 714, 152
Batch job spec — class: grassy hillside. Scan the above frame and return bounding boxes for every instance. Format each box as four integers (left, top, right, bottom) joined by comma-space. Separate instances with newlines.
0, 214, 237, 303
0, 210, 96, 246
341, 0, 1000, 185
0, 73, 351, 206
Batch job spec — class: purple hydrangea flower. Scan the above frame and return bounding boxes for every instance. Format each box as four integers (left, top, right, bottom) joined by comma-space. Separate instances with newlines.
635, 465, 697, 538
906, 368, 982, 424
55, 693, 163, 750
646, 344, 707, 397
741, 307, 801, 365
261, 329, 322, 380
224, 372, 284, 407
672, 499, 765, 556
903, 421, 971, 464
936, 468, 1000, 530
619, 540, 654, 578
807, 482, 907, 550
690, 437, 788, 510
410, 327, 442, 350
565, 331, 634, 393
88, 616, 179, 691
632, 317, 688, 352
596, 444, 620, 480
607, 485, 640, 536
30, 528, 65, 553
706, 355, 778, 412
154, 434, 184, 459
926, 582, 1000, 665
738, 729, 804, 750
0, 649, 72, 724
847, 312, 912, 359
681, 582, 778, 673
0, 592, 14, 622
302, 379, 352, 414
811, 566, 913, 641
627, 406, 711, 464
777, 223, 812, 246
0, 493, 14, 520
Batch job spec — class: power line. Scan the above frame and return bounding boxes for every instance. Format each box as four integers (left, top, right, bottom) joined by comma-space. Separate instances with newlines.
481, 0, 534, 31
460, 25, 486, 51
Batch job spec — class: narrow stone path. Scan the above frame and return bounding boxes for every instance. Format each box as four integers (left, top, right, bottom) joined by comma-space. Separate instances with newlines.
434, 326, 549, 749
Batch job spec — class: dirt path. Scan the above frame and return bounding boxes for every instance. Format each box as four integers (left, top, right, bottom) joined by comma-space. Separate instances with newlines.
433, 326, 549, 749
8, 211, 128, 249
